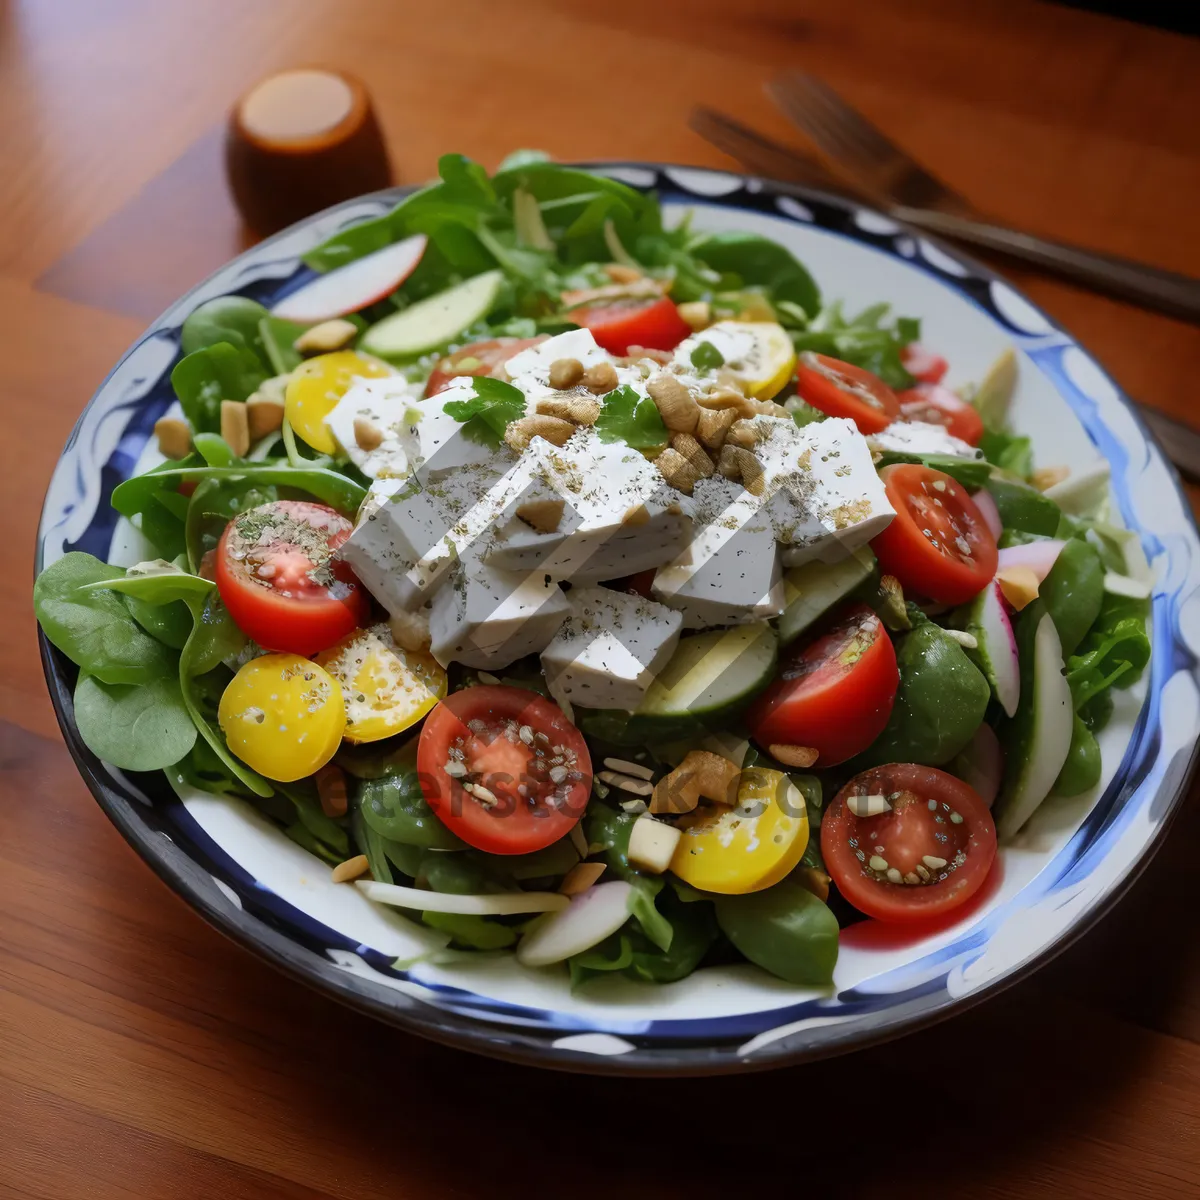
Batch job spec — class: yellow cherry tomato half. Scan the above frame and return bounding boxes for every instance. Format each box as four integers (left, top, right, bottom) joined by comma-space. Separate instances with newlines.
670, 766, 809, 894
284, 350, 391, 454
218, 653, 346, 781
314, 624, 446, 744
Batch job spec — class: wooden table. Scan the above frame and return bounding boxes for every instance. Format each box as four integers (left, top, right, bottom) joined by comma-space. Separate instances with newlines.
2, 1, 1198, 1195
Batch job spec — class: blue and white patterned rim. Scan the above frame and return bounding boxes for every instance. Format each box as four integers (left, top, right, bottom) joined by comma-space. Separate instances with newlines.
36, 164, 1200, 1075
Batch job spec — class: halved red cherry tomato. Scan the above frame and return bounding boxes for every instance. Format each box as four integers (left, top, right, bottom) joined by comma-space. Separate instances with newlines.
899, 383, 984, 446
747, 604, 898, 766
822, 764, 997, 922
424, 336, 547, 397
871, 465, 998, 605
215, 500, 369, 656
570, 296, 692, 356
901, 343, 949, 384
794, 352, 901, 434
417, 686, 592, 854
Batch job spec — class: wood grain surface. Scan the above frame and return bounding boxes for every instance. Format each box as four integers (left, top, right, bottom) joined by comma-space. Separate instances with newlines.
2, 1, 1198, 1195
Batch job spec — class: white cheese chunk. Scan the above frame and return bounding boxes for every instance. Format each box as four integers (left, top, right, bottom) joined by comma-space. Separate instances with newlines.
429, 543, 570, 669
486, 427, 691, 582
339, 461, 518, 615
325, 376, 423, 479
540, 586, 683, 712
868, 420, 984, 461
652, 478, 784, 629
627, 816, 681, 875
781, 418, 895, 567
672, 321, 761, 377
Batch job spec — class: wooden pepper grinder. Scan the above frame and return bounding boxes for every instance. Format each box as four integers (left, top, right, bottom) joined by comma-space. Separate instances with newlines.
225, 67, 393, 236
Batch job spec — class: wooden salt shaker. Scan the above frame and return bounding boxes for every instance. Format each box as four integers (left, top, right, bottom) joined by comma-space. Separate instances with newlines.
225, 67, 393, 235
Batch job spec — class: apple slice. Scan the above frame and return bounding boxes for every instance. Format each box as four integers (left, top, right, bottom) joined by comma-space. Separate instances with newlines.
272, 234, 427, 322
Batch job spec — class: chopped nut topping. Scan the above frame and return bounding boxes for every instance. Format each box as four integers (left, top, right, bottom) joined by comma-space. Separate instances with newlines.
670, 431, 714, 478
504, 414, 575, 451
548, 357, 584, 390
655, 447, 702, 494
246, 397, 285, 441
293, 318, 357, 355
516, 498, 565, 533
331, 855, 370, 884
353, 416, 384, 451
695, 405, 738, 450
154, 417, 192, 460
603, 263, 644, 285
581, 361, 619, 394
220, 400, 250, 457
647, 374, 700, 433
537, 394, 601, 424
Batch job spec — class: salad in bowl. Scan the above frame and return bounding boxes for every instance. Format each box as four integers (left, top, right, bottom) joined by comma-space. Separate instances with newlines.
33, 154, 1153, 995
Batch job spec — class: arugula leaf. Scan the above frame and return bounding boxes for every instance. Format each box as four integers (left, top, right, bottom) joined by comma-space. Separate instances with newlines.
594, 384, 668, 450
34, 554, 178, 685
980, 429, 1033, 479
1064, 592, 1151, 712
442, 376, 526, 447
690, 340, 725, 371
171, 342, 266, 433
74, 672, 196, 771
82, 561, 215, 606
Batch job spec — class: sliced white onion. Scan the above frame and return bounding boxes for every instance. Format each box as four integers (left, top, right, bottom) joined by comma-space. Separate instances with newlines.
516, 880, 634, 967
955, 722, 1004, 808
997, 539, 1065, 583
273, 235, 427, 322
972, 487, 1003, 540
357, 880, 568, 916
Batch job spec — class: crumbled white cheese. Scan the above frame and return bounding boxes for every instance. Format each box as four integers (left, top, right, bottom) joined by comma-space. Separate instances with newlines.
867, 420, 984, 461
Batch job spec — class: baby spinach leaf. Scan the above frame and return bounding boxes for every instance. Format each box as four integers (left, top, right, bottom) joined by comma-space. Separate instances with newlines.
113, 462, 365, 518
351, 805, 394, 884
181, 296, 271, 369
872, 450, 992, 490
714, 881, 839, 986
171, 342, 267, 433
358, 770, 466, 849
853, 621, 990, 768
275, 780, 349, 858
74, 672, 196, 771
423, 911, 518, 950
689, 232, 821, 320
584, 801, 670, 949
125, 594, 193, 649
34, 553, 178, 685
1064, 592, 1150, 712
595, 384, 668, 450
258, 315, 308, 375
442, 377, 526, 447
984, 477, 1061, 536
1053, 712, 1102, 797
178, 593, 269, 797
1039, 537, 1104, 658
625, 889, 717, 983
498, 149, 551, 172
82, 561, 215, 606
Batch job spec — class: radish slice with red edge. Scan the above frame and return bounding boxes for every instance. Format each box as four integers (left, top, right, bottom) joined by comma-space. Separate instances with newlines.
516, 880, 633, 967
272, 234, 427, 322
951, 722, 1003, 808
964, 580, 1020, 717
972, 488, 1003, 540
997, 539, 1065, 583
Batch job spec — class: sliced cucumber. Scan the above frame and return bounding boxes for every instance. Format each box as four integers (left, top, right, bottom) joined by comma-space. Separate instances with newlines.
359, 269, 504, 359
985, 477, 1062, 536
779, 548, 874, 646
630, 623, 778, 739
993, 606, 1073, 839
962, 580, 1020, 717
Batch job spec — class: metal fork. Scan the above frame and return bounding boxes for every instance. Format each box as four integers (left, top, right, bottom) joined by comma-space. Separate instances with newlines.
766, 70, 1200, 324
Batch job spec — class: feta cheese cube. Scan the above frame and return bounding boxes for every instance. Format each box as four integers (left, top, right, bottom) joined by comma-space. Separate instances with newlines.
868, 420, 984, 461
325, 377, 423, 479
339, 461, 518, 615
429, 544, 570, 669
781, 418, 895, 567
486, 428, 691, 582
652, 478, 784, 629
540, 586, 683, 712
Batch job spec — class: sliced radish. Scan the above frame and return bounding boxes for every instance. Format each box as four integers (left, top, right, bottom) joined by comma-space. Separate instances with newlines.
972, 488, 1003, 541
356, 880, 567, 916
516, 880, 634, 967
965, 580, 1020, 717
997, 539, 1066, 584
272, 235, 427, 322
995, 613, 1073, 840
953, 722, 1003, 808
